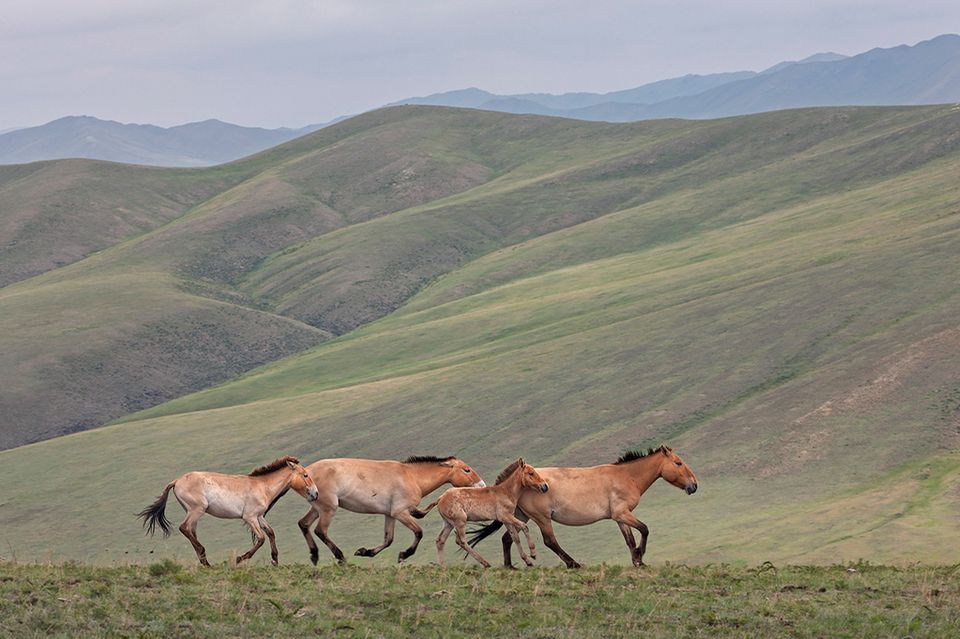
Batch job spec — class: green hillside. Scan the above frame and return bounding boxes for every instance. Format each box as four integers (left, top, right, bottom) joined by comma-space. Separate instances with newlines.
0, 105, 959, 565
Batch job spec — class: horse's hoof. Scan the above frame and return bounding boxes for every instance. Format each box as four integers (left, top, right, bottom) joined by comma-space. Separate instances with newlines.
567, 562, 582, 569
355, 548, 375, 557
310, 551, 319, 566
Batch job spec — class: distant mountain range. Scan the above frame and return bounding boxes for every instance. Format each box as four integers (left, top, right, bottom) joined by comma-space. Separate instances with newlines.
393, 34, 960, 121
2, 34, 957, 168
0, 116, 329, 167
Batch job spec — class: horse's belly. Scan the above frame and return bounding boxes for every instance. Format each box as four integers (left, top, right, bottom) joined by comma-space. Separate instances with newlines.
203, 486, 245, 519
549, 496, 610, 526
338, 492, 393, 514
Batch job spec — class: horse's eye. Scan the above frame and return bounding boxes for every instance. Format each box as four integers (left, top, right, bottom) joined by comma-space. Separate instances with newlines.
675, 461, 682, 467
463, 468, 471, 474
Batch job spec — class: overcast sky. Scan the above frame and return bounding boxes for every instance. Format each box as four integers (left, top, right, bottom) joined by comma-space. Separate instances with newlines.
3, 0, 958, 129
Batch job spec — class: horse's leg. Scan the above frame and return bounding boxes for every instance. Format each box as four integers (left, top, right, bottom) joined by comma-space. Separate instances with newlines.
355, 516, 396, 558
614, 511, 649, 566
312, 501, 345, 563
393, 510, 424, 562
616, 521, 640, 566
435, 520, 453, 566
502, 521, 534, 567
258, 516, 279, 565
454, 521, 491, 568
529, 512, 581, 569
298, 506, 321, 565
500, 508, 528, 568
178, 508, 210, 567
237, 516, 266, 564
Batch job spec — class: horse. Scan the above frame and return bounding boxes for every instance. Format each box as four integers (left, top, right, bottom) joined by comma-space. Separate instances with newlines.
428, 458, 549, 568
137, 456, 319, 566
297, 455, 485, 564
467, 445, 698, 568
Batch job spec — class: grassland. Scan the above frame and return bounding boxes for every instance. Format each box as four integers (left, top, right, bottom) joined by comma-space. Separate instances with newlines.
1, 105, 960, 565
2, 562, 957, 638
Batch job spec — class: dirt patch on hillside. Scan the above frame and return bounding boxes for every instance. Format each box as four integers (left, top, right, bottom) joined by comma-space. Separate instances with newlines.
796, 327, 960, 424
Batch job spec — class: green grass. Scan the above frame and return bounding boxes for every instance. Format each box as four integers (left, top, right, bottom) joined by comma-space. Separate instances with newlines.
2, 562, 958, 638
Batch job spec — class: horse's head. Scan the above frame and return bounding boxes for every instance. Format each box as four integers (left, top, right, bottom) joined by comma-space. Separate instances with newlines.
518, 458, 549, 493
287, 460, 319, 502
441, 457, 486, 488
656, 446, 698, 495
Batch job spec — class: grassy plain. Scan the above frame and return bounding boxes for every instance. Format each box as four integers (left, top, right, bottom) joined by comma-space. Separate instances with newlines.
2, 562, 958, 638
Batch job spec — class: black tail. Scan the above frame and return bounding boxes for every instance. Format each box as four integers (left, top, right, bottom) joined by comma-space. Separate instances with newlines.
137, 482, 175, 537
466, 520, 504, 548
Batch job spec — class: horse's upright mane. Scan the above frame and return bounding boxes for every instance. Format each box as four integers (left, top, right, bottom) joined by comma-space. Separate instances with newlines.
614, 445, 671, 465
403, 455, 455, 464
495, 459, 524, 484
249, 455, 299, 476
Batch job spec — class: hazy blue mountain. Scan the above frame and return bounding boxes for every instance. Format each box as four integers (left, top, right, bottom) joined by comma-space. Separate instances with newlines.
760, 52, 848, 75
392, 71, 759, 113
627, 34, 960, 120
388, 87, 499, 108
391, 35, 958, 122
0, 116, 324, 167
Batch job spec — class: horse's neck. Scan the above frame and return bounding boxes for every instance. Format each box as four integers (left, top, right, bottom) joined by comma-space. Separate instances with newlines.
409, 464, 451, 496
496, 470, 524, 502
257, 470, 292, 499
616, 456, 661, 494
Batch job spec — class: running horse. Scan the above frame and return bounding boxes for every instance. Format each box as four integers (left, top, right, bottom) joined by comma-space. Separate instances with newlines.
297, 455, 485, 564
468, 446, 698, 568
428, 458, 549, 568
137, 456, 319, 566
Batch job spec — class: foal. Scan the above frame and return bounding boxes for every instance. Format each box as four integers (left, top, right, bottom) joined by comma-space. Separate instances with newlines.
430, 458, 548, 568
138, 456, 319, 566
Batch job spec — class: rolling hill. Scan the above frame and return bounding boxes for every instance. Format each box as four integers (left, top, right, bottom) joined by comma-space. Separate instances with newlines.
0, 116, 324, 167
0, 105, 959, 566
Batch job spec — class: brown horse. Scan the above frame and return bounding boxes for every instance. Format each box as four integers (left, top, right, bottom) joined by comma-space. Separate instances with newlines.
468, 446, 698, 568
429, 458, 549, 568
137, 456, 319, 566
297, 455, 485, 564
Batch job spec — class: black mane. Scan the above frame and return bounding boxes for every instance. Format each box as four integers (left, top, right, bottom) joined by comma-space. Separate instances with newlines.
403, 455, 455, 464
495, 459, 524, 484
614, 445, 671, 465
249, 455, 299, 476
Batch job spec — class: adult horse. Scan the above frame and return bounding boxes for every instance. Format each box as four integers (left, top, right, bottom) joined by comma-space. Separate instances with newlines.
137, 456, 319, 566
298, 455, 485, 564
468, 446, 697, 568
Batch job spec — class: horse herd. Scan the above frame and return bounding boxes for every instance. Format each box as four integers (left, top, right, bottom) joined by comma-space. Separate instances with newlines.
138, 446, 698, 568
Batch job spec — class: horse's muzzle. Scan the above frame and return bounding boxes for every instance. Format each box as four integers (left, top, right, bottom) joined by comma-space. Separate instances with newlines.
540, 483, 549, 493
473, 480, 487, 488
307, 487, 319, 501
685, 482, 698, 495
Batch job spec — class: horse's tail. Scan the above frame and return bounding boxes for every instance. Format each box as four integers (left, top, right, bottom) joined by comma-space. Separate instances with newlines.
411, 500, 440, 519
466, 520, 504, 548
137, 481, 176, 537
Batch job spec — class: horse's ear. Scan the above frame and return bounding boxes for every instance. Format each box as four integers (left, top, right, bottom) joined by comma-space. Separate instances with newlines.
518, 457, 525, 466
286, 460, 298, 470
439, 460, 455, 467
660, 445, 672, 454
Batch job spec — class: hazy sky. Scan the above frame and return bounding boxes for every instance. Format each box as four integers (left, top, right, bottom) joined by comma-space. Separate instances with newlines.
4, 1, 958, 128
